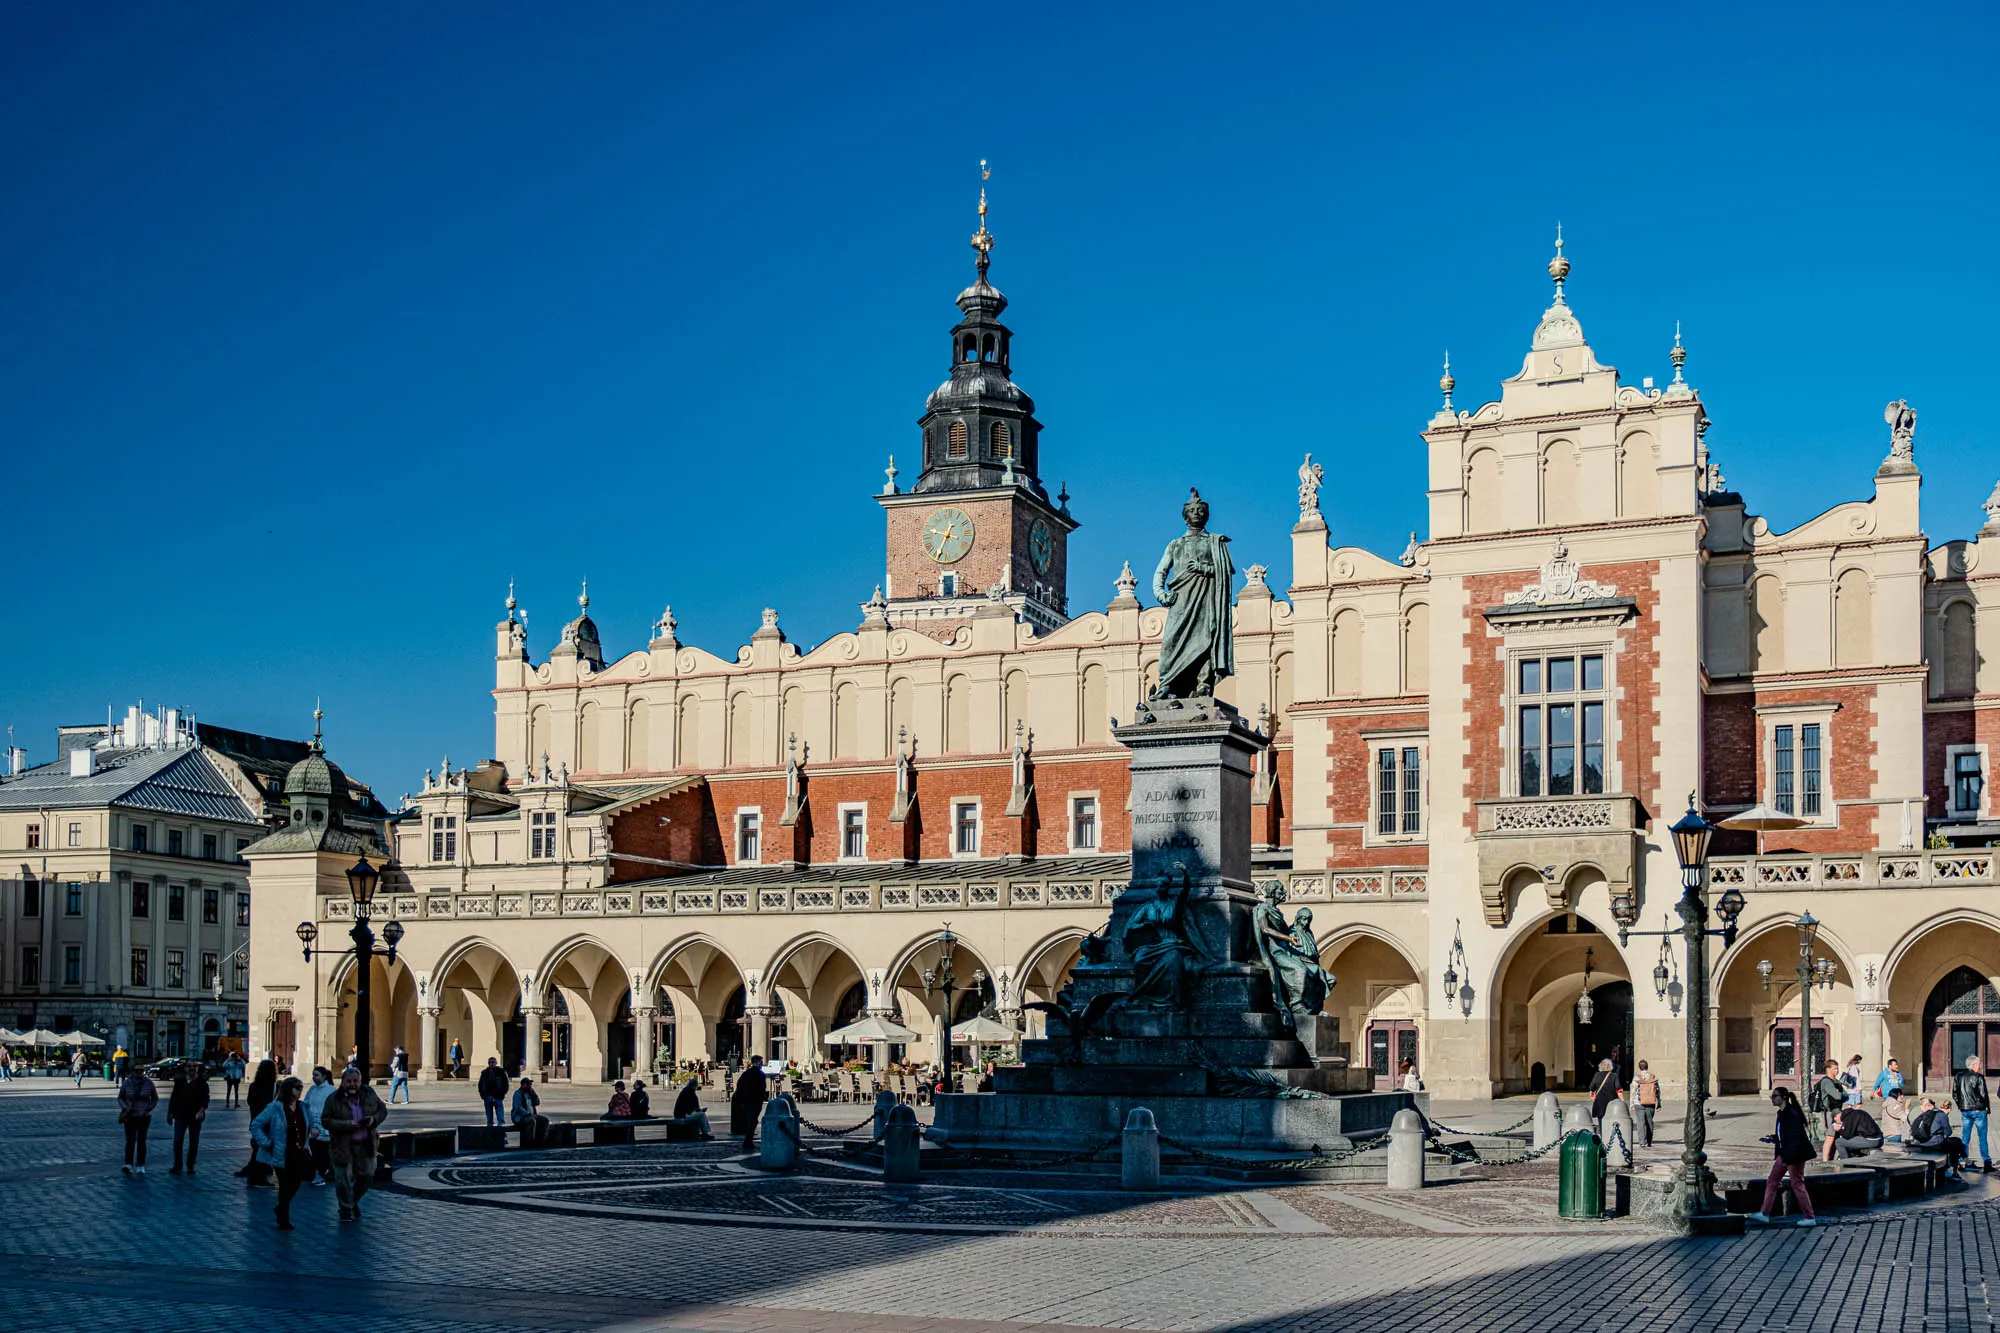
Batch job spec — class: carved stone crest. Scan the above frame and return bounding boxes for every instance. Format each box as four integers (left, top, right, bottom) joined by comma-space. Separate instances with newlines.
1503, 537, 1618, 607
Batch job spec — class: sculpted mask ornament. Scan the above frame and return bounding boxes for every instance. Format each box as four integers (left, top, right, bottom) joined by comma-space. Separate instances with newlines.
1503, 537, 1618, 607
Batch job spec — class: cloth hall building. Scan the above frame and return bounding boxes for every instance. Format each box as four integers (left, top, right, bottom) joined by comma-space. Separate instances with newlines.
246, 226, 2000, 1103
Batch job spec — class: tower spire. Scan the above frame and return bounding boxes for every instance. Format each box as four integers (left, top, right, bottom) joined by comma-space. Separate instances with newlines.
1440, 350, 1455, 410
310, 699, 324, 754
1548, 223, 1570, 304
1670, 321, 1687, 384
971, 159, 994, 281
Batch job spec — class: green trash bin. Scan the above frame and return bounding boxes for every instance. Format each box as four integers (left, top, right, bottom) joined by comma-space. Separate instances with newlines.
1558, 1129, 1604, 1219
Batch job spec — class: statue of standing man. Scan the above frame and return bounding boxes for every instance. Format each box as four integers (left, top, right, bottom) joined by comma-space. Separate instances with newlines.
1152, 489, 1235, 699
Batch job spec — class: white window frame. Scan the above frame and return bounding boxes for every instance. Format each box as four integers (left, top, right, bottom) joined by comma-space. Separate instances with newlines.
430, 814, 458, 863
1362, 731, 1428, 845
1068, 792, 1101, 853
66, 821, 82, 848
1758, 702, 1839, 827
837, 803, 869, 862
951, 799, 982, 858
1505, 645, 1616, 799
1945, 743, 1990, 822
529, 810, 558, 860
735, 807, 763, 865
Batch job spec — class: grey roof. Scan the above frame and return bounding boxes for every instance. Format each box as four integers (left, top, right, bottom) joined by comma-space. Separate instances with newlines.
0, 747, 263, 825
615, 853, 1130, 892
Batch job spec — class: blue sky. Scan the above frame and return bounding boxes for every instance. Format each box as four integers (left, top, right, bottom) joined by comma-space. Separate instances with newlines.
4, 3, 1995, 794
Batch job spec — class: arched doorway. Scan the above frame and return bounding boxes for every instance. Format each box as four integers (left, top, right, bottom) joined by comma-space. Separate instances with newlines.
1491, 913, 1633, 1095
1714, 921, 1853, 1095
1319, 930, 1423, 1091
717, 985, 746, 1066
608, 992, 635, 1076
1924, 966, 2000, 1090
541, 991, 571, 1077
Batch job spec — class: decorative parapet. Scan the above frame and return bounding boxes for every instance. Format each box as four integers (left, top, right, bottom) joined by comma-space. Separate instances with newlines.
1707, 850, 1995, 891
315, 866, 1427, 924
1473, 795, 1643, 927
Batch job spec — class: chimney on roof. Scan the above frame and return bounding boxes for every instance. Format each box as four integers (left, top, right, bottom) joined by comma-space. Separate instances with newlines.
8, 746, 25, 776
70, 747, 96, 778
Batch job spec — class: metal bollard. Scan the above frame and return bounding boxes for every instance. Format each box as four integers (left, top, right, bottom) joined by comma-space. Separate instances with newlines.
872, 1089, 898, 1141
1557, 1130, 1605, 1219
1122, 1107, 1161, 1191
1532, 1090, 1563, 1150
882, 1104, 922, 1184
759, 1097, 800, 1172
1386, 1107, 1426, 1190
1601, 1099, 1634, 1170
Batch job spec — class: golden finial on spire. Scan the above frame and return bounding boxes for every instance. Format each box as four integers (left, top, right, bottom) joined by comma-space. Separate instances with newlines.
1548, 222, 1570, 302
1440, 350, 1455, 409
1670, 320, 1687, 383
971, 158, 994, 279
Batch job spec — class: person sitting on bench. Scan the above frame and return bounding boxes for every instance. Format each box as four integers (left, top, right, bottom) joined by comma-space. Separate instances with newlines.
511, 1077, 550, 1148
1824, 1103, 1884, 1160
603, 1081, 634, 1119
672, 1077, 713, 1139
1909, 1098, 1966, 1179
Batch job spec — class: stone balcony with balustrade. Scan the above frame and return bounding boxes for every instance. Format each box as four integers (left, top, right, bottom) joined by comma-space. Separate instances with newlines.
1472, 794, 1645, 926
1706, 848, 1996, 893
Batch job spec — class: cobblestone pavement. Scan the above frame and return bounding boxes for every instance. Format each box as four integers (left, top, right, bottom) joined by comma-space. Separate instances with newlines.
6, 1083, 2000, 1332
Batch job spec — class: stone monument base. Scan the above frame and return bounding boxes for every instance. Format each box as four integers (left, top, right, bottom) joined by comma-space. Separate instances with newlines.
931, 1086, 1414, 1155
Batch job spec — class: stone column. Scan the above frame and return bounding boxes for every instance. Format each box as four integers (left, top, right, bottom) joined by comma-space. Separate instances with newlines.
746, 1006, 773, 1062
1858, 1002, 1888, 1076
1706, 1003, 1723, 1099
418, 1006, 441, 1082
634, 1006, 658, 1080
522, 1007, 546, 1081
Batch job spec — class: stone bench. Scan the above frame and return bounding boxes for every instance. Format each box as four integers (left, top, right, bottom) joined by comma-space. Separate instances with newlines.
452, 1115, 709, 1154
1719, 1164, 1875, 1215
1840, 1154, 1936, 1201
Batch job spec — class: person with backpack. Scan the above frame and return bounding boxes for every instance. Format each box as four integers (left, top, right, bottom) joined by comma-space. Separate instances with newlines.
1809, 1060, 1847, 1136
1909, 1096, 1966, 1179
1842, 1055, 1864, 1108
1631, 1060, 1661, 1148
1955, 1056, 1993, 1172
1746, 1086, 1816, 1226
1824, 1102, 1884, 1160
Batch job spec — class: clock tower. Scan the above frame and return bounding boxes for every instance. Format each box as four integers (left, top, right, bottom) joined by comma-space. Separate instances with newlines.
877, 169, 1076, 634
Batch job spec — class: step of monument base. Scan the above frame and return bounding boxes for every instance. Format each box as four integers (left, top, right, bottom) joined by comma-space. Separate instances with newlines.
930, 1088, 1417, 1154
998, 1060, 1373, 1098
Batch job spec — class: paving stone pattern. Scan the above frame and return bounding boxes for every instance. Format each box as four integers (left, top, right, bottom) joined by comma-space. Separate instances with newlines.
4, 1084, 2000, 1332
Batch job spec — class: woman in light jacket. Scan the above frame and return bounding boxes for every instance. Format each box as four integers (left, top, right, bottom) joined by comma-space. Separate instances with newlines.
249, 1077, 311, 1230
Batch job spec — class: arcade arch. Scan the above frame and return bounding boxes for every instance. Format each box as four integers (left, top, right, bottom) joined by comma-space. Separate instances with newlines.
1490, 911, 1632, 1096
1885, 913, 2000, 1096
1319, 927, 1423, 1091
1713, 917, 1857, 1095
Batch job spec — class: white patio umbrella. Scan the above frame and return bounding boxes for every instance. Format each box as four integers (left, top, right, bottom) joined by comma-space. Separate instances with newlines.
20, 1029, 64, 1047
1719, 803, 1810, 856
0, 1028, 23, 1044
946, 1014, 1021, 1045
822, 1014, 921, 1046
54, 1030, 105, 1047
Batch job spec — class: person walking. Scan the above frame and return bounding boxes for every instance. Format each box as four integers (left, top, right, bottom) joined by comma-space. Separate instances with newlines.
1589, 1058, 1622, 1135
302, 1066, 337, 1185
731, 1061, 768, 1151
448, 1039, 465, 1079
71, 1049, 87, 1087
1872, 1057, 1905, 1101
388, 1046, 411, 1105
1842, 1055, 1865, 1108
1955, 1055, 1992, 1172
0, 1046, 12, 1081
1631, 1060, 1661, 1148
250, 1076, 313, 1230
237, 1059, 278, 1185
1746, 1086, 1817, 1226
113, 1045, 129, 1079
477, 1057, 509, 1127
117, 1066, 158, 1176
166, 1065, 210, 1175
318, 1066, 387, 1222
511, 1076, 548, 1147
221, 1052, 245, 1108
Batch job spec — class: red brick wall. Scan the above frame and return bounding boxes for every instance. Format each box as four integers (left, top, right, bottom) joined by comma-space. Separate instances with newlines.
1701, 680, 1882, 854
1320, 704, 1430, 868
1924, 706, 1977, 822
605, 782, 726, 881
1460, 558, 1665, 831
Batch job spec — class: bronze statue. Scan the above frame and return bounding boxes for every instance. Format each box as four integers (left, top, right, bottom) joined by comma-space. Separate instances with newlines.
1151, 489, 1235, 699
1255, 879, 1333, 1025
1123, 862, 1205, 1008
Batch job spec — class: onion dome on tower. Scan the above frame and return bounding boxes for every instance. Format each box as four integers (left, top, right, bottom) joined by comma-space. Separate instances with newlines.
556, 581, 605, 669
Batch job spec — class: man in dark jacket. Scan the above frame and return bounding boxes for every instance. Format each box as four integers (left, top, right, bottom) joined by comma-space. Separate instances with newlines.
319, 1066, 388, 1222
1824, 1104, 1883, 1160
1954, 1057, 1992, 1172
477, 1057, 509, 1127
730, 1063, 768, 1150
166, 1067, 210, 1175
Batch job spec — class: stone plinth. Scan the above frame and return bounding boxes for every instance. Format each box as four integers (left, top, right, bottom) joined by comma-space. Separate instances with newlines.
934, 694, 1398, 1156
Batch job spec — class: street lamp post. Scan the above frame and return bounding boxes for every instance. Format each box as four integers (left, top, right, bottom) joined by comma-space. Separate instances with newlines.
1757, 913, 1837, 1134
296, 857, 403, 1078
1617, 795, 1746, 1232
922, 924, 959, 1089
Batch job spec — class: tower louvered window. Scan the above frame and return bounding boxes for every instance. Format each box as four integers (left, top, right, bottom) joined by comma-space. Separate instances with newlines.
991, 421, 1012, 459
947, 420, 969, 459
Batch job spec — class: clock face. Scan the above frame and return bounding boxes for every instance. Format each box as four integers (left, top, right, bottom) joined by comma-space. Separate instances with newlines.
1028, 518, 1055, 574
922, 507, 975, 563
